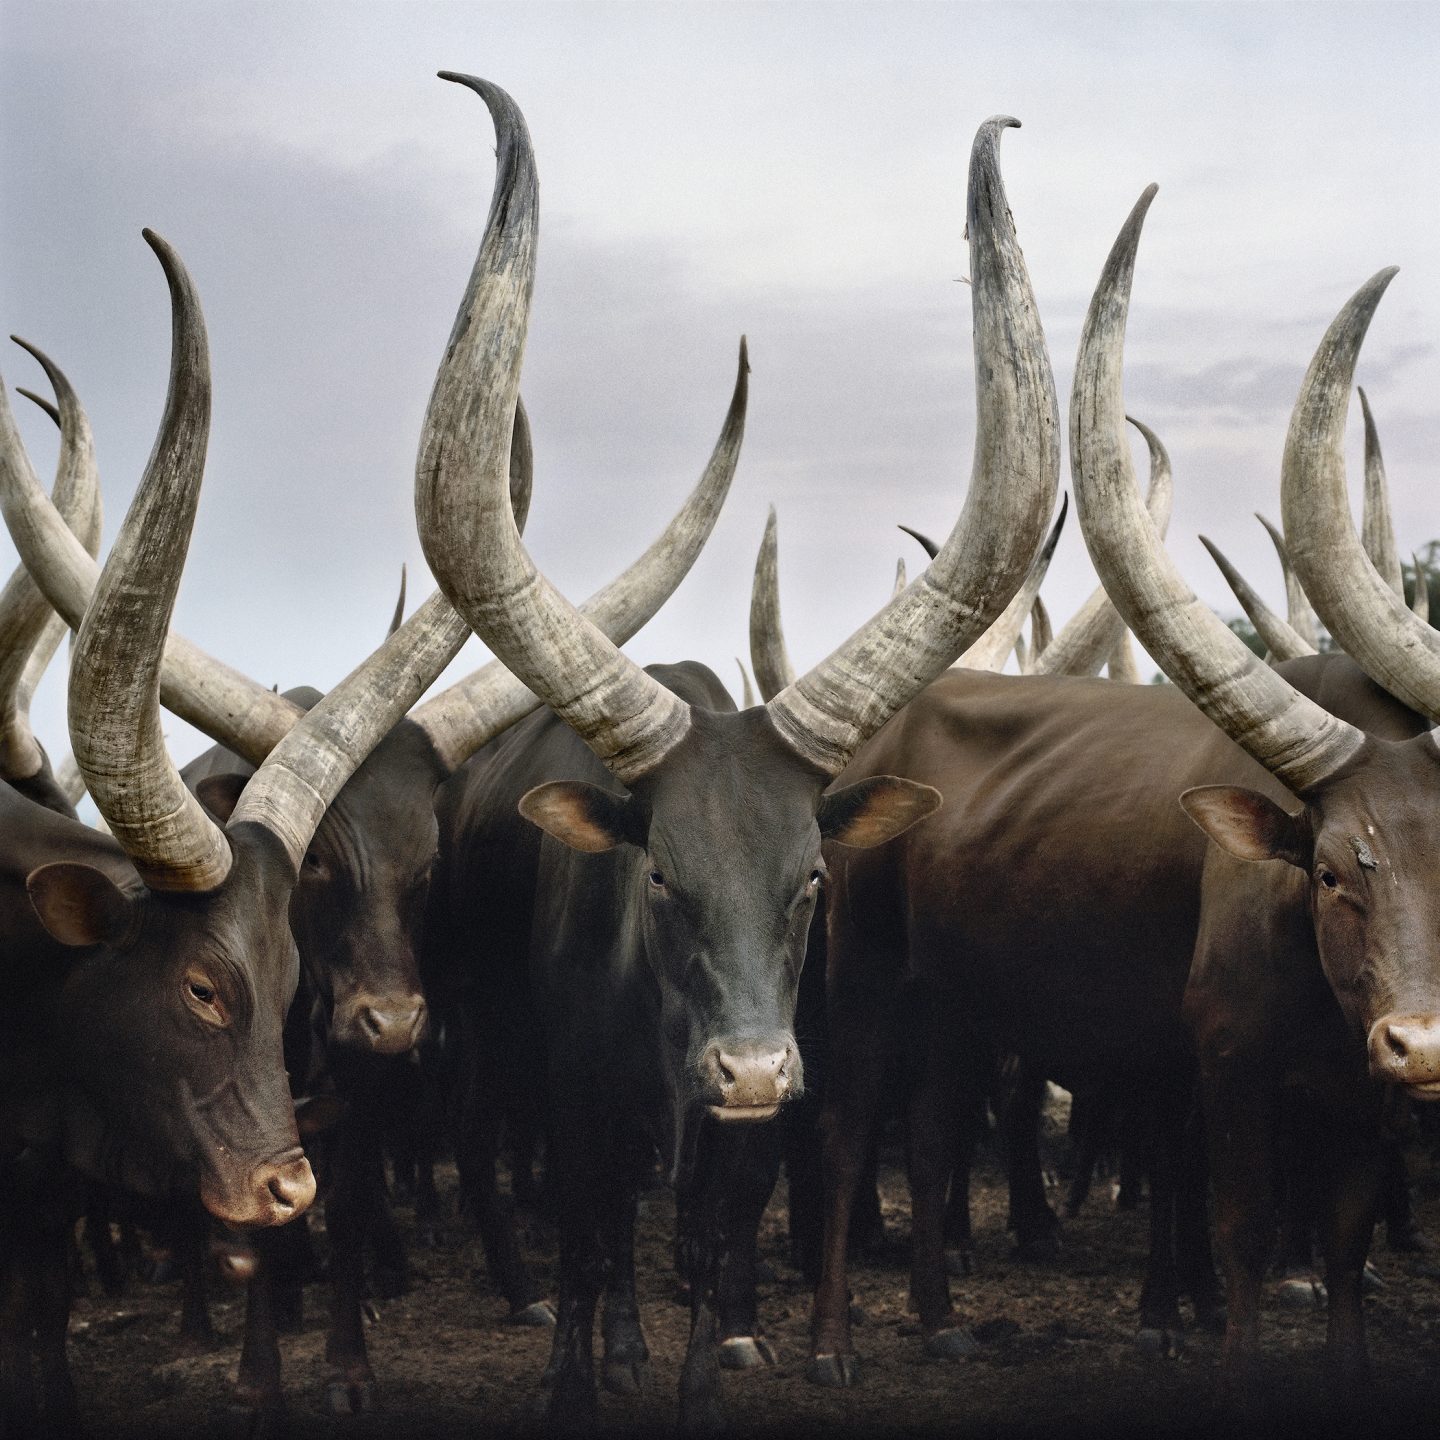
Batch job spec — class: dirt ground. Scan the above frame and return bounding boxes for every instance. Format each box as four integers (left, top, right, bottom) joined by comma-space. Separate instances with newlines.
65, 1137, 1440, 1440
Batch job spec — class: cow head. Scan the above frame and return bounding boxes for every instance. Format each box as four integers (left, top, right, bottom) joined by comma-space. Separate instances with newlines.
1071, 183, 1440, 1102
522, 702, 939, 1121
415, 80, 1056, 1125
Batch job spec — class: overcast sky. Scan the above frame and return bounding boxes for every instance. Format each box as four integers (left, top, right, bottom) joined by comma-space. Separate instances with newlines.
3, 2, 1437, 772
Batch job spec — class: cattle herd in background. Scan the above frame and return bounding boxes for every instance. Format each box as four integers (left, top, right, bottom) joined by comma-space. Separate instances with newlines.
1, 71, 1438, 1434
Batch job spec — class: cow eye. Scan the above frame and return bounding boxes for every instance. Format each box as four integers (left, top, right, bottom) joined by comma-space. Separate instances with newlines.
808, 869, 824, 889
648, 870, 666, 889
189, 981, 215, 1004
1318, 868, 1339, 890
303, 851, 323, 872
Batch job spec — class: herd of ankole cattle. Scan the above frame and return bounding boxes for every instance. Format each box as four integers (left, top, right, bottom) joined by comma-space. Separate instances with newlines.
3, 70, 1439, 1436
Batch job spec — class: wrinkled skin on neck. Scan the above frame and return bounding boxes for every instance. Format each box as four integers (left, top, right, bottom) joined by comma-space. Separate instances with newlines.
5, 797, 312, 1227
185, 696, 449, 1059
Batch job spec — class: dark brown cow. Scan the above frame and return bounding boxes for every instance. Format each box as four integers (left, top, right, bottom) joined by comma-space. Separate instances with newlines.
412, 74, 1058, 1426
0, 231, 465, 1427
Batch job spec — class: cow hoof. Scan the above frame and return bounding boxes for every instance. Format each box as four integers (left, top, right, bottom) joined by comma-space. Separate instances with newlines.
806, 1352, 861, 1388
602, 1355, 650, 1396
924, 1326, 979, 1360
718, 1336, 776, 1370
1276, 1277, 1325, 1310
508, 1299, 557, 1328
324, 1377, 375, 1415
1135, 1326, 1182, 1359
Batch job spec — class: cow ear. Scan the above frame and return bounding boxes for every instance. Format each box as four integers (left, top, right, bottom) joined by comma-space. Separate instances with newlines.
1180, 786, 1308, 867
518, 782, 643, 853
819, 776, 942, 849
27, 862, 140, 948
194, 773, 249, 824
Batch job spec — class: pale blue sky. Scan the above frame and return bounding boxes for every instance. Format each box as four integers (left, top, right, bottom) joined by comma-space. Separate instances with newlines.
3, 2, 1437, 763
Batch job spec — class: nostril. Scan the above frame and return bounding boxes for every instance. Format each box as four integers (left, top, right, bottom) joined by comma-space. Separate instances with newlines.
267, 1175, 297, 1210
1386, 1026, 1411, 1061
717, 1058, 737, 1088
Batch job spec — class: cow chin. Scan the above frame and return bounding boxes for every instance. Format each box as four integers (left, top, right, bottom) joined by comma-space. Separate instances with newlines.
199, 1149, 317, 1227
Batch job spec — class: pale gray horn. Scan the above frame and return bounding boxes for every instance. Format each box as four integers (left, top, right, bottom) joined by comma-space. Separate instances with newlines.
0, 368, 102, 780
1029, 594, 1053, 662
891, 558, 907, 600
1279, 269, 1440, 724
1358, 387, 1405, 597
1032, 416, 1171, 676
1, 349, 303, 766
1070, 186, 1364, 795
386, 563, 407, 638
411, 341, 748, 772
748, 505, 796, 704
1200, 536, 1316, 662
1107, 630, 1141, 683
765, 116, 1059, 775
67, 232, 232, 891
1256, 514, 1320, 649
1412, 553, 1430, 622
735, 658, 755, 709
1013, 632, 1029, 674
415, 76, 750, 784
958, 493, 1066, 672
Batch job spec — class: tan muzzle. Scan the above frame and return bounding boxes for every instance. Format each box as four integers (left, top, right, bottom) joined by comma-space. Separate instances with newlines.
701, 1040, 796, 1122
201, 1151, 317, 1227
1367, 1013, 1440, 1098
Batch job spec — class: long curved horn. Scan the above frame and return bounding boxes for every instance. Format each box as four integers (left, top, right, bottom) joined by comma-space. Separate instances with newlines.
54, 751, 85, 808
748, 506, 796, 704
509, 394, 533, 533
1279, 270, 1440, 723
1, 347, 303, 766
1013, 633, 1029, 674
416, 75, 705, 783
1256, 513, 1320, 649
1412, 553, 1430, 622
0, 374, 102, 779
231, 590, 469, 870
957, 493, 1066, 672
1200, 536, 1316, 662
68, 232, 232, 891
411, 337, 748, 772
1359, 387, 1405, 597
764, 117, 1059, 774
1107, 630, 1141, 683
1032, 416, 1171, 676
1070, 186, 1364, 794
386, 563, 407, 638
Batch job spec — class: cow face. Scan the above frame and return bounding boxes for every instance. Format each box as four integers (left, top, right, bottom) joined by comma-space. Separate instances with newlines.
196, 720, 445, 1059
1183, 734, 1440, 1098
521, 706, 939, 1124
26, 822, 314, 1225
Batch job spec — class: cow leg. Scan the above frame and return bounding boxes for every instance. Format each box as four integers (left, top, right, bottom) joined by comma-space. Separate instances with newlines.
1318, 1121, 1382, 1402
942, 1112, 976, 1277
83, 1194, 128, 1298
782, 1095, 824, 1285
1136, 1086, 1188, 1354
176, 1206, 217, 1350
1005, 1066, 1059, 1259
599, 1134, 650, 1395
0, 1238, 39, 1435
1204, 1070, 1278, 1412
905, 999, 977, 1360
323, 1120, 379, 1415
715, 1126, 781, 1370
368, 1184, 408, 1300
808, 986, 892, 1386
1175, 1100, 1224, 1330
233, 1250, 286, 1436
32, 1217, 76, 1431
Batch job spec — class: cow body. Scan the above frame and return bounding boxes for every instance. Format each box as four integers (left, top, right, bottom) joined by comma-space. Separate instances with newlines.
812, 654, 1432, 1386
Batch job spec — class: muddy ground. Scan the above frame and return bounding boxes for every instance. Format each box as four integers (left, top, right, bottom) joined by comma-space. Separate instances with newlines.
66, 1138, 1440, 1439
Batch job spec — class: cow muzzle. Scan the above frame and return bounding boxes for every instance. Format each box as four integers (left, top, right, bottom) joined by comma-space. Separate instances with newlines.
200, 1150, 317, 1227
1367, 1013, 1440, 1098
333, 991, 428, 1056
699, 1038, 798, 1122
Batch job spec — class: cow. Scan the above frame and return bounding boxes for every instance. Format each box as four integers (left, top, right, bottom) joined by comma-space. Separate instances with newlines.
4, 233, 749, 1426
410, 73, 1059, 1427
0, 229, 474, 1428
1072, 184, 1440, 1408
